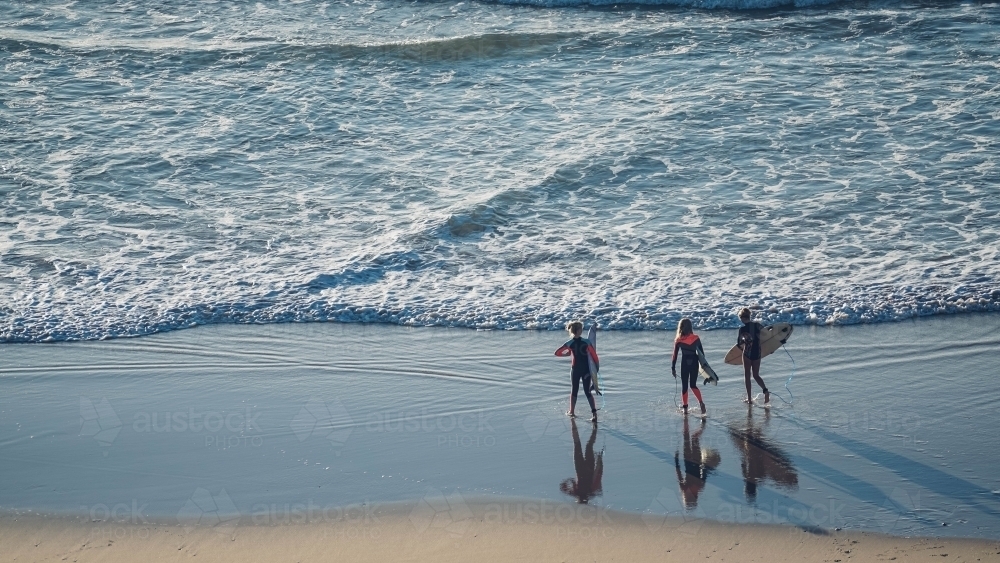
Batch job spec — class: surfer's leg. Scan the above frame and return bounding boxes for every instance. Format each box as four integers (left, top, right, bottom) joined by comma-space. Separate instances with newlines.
681, 360, 699, 403
689, 376, 705, 410
685, 363, 705, 414
680, 367, 690, 410
582, 375, 597, 420
743, 358, 753, 403
569, 373, 581, 416
750, 359, 769, 403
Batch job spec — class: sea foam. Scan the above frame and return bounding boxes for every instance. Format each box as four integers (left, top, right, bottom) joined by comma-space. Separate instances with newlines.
2, 0, 998, 342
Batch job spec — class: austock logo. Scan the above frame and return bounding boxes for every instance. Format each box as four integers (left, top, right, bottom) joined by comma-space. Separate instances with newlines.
80, 397, 265, 452
642, 487, 706, 536
522, 406, 571, 443
177, 488, 241, 535
868, 487, 922, 535
79, 397, 123, 451
409, 488, 473, 538
290, 397, 353, 452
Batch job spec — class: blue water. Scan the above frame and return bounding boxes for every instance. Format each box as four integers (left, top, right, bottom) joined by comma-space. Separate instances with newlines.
2, 1, 999, 342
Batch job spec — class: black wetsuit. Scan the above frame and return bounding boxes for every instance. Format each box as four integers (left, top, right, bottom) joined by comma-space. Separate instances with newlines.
737, 321, 768, 397
672, 334, 704, 395
738, 321, 762, 361
564, 337, 597, 412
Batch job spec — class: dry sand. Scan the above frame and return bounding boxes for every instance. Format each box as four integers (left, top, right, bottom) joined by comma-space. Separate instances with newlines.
4, 502, 999, 563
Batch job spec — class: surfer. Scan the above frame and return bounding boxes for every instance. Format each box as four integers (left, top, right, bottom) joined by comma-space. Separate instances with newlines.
672, 318, 707, 415
738, 308, 770, 405
555, 321, 599, 422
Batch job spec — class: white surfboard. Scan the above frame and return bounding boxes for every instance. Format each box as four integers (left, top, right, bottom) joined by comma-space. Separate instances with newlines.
724, 322, 793, 366
587, 325, 601, 395
697, 346, 718, 386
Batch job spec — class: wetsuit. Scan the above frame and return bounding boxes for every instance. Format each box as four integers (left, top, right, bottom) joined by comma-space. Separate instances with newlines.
555, 337, 599, 413
737, 320, 769, 397
737, 321, 762, 360
672, 334, 705, 407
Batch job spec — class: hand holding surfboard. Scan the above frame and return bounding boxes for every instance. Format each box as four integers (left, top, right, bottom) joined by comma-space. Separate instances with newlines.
723, 323, 793, 365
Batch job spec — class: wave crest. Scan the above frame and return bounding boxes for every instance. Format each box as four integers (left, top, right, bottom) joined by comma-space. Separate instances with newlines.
3, 285, 999, 343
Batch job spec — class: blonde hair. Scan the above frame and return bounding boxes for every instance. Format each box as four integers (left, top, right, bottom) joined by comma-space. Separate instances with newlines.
738, 308, 752, 321
676, 318, 693, 340
566, 321, 584, 336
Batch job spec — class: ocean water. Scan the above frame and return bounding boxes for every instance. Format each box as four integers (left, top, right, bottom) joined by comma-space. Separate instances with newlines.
2, 0, 1000, 342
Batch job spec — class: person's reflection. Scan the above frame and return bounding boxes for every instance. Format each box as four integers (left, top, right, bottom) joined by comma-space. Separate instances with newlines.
674, 417, 721, 508
560, 419, 603, 504
729, 406, 798, 503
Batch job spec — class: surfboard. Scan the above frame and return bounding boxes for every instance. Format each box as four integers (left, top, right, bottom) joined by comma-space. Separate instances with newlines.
724, 322, 793, 366
587, 325, 602, 395
697, 346, 718, 386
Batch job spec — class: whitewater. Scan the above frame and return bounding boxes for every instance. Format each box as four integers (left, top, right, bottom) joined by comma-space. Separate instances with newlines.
1, 0, 999, 342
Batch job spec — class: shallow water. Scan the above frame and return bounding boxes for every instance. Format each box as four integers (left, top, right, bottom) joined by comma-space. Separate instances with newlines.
2, 316, 998, 538
2, 1, 1000, 341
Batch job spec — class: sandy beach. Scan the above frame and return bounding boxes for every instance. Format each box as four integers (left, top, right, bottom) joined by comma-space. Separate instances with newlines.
2, 314, 1000, 561
3, 505, 1000, 563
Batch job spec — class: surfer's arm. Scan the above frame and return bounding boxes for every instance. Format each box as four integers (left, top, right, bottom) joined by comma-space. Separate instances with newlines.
554, 343, 572, 357
671, 341, 680, 375
586, 344, 599, 368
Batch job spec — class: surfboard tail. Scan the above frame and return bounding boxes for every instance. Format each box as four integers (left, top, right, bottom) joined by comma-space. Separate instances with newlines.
696, 347, 719, 385
587, 325, 601, 394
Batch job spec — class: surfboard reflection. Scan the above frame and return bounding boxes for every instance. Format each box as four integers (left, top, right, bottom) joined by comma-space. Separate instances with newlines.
729, 406, 798, 503
674, 417, 721, 509
560, 419, 604, 504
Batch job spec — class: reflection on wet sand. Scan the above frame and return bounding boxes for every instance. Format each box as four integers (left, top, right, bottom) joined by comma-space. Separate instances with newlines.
560, 419, 604, 504
729, 406, 798, 503
675, 416, 722, 508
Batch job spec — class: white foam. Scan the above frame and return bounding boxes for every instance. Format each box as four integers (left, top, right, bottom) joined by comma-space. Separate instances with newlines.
2, 1, 999, 342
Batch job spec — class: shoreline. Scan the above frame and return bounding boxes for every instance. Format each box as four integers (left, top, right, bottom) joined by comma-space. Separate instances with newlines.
3, 502, 999, 563
4, 310, 1000, 346
2, 314, 999, 544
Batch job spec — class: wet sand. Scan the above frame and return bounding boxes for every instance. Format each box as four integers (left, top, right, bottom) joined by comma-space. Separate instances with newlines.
2, 314, 1000, 549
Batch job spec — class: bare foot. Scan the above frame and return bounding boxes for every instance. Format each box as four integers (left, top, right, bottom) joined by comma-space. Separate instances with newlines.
590, 412, 598, 423
681, 404, 689, 414
700, 402, 706, 414
764, 391, 771, 404
566, 411, 576, 417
